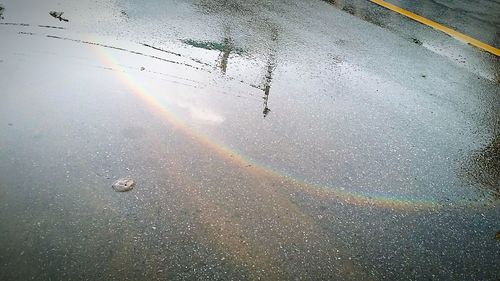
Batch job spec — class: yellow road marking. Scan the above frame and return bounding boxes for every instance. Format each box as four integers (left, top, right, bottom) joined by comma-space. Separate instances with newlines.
369, 0, 500, 56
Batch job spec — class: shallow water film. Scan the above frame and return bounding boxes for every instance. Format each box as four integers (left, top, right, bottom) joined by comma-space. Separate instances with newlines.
0, 0, 499, 280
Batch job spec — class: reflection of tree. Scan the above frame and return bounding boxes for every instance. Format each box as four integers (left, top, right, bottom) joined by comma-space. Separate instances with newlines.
0, 4, 4, 20
324, 0, 365, 18
466, 50, 500, 200
49, 11, 69, 22
323, 0, 388, 28
466, 115, 500, 199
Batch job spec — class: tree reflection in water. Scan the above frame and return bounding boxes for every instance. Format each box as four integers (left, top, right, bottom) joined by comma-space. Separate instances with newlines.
465, 115, 500, 200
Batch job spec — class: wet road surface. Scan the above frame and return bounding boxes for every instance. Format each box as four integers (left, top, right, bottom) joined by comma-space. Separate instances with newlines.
0, 0, 499, 280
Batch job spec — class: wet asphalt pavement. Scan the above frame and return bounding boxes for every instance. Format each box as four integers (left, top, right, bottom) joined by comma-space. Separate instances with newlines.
0, 0, 499, 280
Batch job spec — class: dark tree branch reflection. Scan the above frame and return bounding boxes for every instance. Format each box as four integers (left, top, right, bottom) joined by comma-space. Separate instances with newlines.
465, 114, 500, 200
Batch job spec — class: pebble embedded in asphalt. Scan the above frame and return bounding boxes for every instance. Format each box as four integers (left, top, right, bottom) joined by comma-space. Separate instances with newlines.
112, 177, 136, 192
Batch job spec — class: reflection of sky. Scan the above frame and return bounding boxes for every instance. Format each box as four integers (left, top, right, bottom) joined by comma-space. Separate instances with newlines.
1, 0, 498, 203
1, 1, 499, 280
177, 101, 225, 124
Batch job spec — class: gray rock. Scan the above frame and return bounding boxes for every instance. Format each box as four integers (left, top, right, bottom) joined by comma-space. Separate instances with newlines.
112, 177, 135, 192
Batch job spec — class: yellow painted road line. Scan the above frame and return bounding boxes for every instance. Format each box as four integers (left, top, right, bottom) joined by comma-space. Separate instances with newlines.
369, 0, 500, 56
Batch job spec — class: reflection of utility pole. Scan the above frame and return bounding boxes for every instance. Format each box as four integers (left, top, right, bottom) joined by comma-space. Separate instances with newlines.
262, 28, 278, 118
219, 37, 233, 74
218, 25, 233, 74
262, 86, 271, 117
262, 54, 274, 118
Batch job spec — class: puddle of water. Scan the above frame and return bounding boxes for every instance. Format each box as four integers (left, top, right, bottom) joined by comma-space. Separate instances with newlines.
0, 0, 499, 279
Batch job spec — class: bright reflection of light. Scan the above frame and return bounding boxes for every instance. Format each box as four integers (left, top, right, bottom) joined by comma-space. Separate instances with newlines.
177, 101, 225, 125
